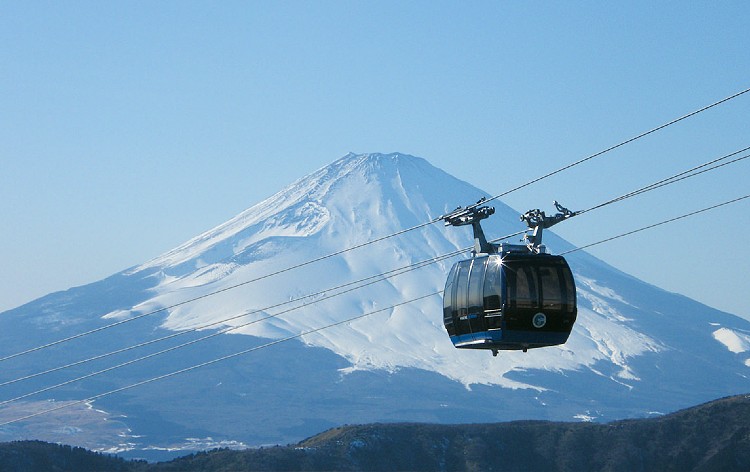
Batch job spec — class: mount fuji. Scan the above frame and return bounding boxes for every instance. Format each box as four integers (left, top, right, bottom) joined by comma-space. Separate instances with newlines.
1, 152, 749, 460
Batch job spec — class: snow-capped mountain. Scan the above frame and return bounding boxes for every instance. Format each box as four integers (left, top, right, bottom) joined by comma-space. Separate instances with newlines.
1, 152, 748, 459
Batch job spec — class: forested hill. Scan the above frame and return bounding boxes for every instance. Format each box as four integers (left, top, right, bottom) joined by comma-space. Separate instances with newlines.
3, 394, 750, 471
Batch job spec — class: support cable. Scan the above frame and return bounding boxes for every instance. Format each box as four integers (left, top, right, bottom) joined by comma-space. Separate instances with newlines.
3, 141, 747, 386
0, 231, 526, 396
2, 194, 749, 421
0, 256, 452, 404
483, 87, 750, 205
0, 219, 438, 364
1, 87, 747, 363
0, 291, 443, 427
561, 194, 750, 255
0, 253, 446, 388
3, 192, 748, 425
577, 146, 750, 215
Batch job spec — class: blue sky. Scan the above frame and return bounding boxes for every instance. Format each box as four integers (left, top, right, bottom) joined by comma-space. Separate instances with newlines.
2, 1, 748, 318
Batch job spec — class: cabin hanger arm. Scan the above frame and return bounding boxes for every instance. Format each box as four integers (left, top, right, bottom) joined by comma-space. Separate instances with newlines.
521, 201, 577, 253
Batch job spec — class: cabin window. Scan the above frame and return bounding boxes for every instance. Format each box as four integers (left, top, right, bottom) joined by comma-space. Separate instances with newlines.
562, 266, 576, 313
539, 266, 563, 311
467, 257, 486, 314
483, 256, 503, 310
443, 264, 458, 334
506, 263, 538, 309
455, 261, 470, 319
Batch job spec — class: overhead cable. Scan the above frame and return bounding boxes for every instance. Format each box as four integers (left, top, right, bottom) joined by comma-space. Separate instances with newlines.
577, 146, 750, 215
483, 87, 750, 205
3, 191, 749, 419
3, 139, 748, 391
561, 194, 750, 255
0, 224, 529, 401
2, 87, 747, 363
0, 229, 525, 399
0, 219, 438, 364
0, 254, 457, 404
0, 291, 443, 427
4, 190, 749, 423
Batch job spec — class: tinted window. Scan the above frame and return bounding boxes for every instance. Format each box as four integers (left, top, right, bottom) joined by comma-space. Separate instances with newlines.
562, 264, 576, 313
443, 263, 458, 325
539, 266, 563, 310
468, 257, 487, 313
504, 261, 538, 309
483, 255, 503, 310
455, 261, 470, 318
515, 266, 538, 309
495, 255, 577, 314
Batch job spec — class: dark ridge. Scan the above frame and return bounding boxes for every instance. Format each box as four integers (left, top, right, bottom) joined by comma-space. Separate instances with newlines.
4, 394, 749, 471
0, 440, 145, 472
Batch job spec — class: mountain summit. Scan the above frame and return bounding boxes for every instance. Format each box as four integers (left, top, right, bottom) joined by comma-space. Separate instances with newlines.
1, 152, 749, 458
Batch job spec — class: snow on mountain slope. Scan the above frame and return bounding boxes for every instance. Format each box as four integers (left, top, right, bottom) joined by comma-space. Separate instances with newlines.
106, 153, 706, 388
713, 327, 750, 354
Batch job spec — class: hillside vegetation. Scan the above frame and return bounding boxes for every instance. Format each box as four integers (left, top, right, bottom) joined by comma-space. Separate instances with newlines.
3, 394, 750, 471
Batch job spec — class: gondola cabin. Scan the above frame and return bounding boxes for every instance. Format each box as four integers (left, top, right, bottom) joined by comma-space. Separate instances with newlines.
441, 199, 578, 355
443, 246, 577, 354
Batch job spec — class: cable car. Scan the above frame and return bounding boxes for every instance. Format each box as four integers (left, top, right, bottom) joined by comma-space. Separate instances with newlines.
441, 199, 577, 355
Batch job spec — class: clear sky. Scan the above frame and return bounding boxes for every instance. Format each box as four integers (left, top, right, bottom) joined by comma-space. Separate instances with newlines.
2, 2, 748, 319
